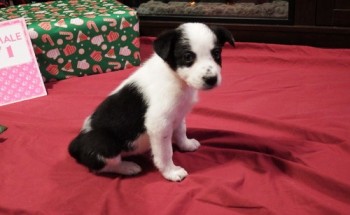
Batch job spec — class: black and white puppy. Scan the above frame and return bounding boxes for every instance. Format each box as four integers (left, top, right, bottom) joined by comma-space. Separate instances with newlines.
68, 23, 234, 182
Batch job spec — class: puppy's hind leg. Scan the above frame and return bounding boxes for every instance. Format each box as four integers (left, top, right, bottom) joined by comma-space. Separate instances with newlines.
70, 130, 142, 176
98, 155, 142, 176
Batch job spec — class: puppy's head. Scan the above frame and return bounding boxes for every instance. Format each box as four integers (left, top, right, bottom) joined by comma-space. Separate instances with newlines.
153, 23, 234, 90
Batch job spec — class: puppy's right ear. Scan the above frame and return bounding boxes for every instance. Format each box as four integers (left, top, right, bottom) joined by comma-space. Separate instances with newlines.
153, 29, 178, 61
210, 26, 235, 47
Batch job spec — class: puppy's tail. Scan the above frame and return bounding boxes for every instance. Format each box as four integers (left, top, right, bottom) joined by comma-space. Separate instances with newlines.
68, 130, 122, 171
68, 133, 83, 162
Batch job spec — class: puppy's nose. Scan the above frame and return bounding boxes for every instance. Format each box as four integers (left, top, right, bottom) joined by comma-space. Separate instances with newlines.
203, 76, 217, 87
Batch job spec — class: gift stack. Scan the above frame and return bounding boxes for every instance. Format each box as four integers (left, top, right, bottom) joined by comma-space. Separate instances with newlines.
0, 0, 140, 82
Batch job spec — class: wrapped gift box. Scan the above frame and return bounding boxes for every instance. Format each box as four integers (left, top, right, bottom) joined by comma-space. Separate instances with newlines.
0, 0, 140, 82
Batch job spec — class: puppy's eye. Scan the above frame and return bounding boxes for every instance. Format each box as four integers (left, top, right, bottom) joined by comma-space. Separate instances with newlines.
212, 48, 222, 60
183, 51, 196, 64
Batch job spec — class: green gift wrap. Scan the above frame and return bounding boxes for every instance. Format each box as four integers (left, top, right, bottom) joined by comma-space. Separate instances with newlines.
0, 0, 140, 82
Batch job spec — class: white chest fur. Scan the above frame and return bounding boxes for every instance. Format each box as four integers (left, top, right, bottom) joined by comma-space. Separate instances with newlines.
121, 55, 199, 157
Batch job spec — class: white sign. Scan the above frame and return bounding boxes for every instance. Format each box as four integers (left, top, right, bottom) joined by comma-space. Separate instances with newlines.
0, 18, 47, 106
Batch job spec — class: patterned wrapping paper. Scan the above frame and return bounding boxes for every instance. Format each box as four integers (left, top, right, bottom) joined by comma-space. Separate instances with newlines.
0, 0, 140, 82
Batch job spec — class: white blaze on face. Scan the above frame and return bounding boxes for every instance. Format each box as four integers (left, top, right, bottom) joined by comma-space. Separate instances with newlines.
176, 23, 222, 90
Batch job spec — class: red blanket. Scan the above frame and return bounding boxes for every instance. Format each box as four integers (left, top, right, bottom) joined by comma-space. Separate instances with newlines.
1, 38, 350, 214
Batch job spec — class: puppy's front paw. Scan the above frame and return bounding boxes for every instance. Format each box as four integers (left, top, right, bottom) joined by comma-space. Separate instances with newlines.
178, 138, 200, 152
162, 166, 188, 182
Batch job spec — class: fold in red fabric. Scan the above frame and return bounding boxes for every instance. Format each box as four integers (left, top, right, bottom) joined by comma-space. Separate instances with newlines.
1, 38, 350, 214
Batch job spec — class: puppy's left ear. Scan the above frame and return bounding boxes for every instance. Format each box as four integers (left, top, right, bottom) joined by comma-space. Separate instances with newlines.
211, 26, 235, 47
153, 29, 178, 60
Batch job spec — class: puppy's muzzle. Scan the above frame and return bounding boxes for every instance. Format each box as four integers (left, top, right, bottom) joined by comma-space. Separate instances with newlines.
203, 75, 218, 89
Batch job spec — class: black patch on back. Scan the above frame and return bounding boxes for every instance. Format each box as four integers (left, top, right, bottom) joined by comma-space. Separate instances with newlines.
91, 83, 148, 149
68, 83, 148, 170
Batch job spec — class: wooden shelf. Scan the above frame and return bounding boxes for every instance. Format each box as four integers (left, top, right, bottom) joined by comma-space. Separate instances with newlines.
138, 0, 350, 48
